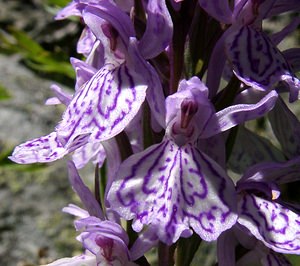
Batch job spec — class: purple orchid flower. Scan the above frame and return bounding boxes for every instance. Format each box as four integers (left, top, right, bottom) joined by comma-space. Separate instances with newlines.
236, 158, 300, 255
217, 156, 300, 265
202, 0, 300, 101
46, 161, 157, 265
46, 204, 137, 266
10, 0, 172, 166
107, 76, 278, 244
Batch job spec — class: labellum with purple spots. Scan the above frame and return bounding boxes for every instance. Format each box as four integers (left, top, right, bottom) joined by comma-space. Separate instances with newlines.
107, 76, 277, 244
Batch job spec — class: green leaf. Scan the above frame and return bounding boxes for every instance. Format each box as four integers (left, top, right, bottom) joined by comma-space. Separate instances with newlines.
228, 126, 286, 174
0, 83, 11, 100
0, 28, 75, 79
0, 146, 46, 172
46, 0, 70, 7
9, 27, 44, 55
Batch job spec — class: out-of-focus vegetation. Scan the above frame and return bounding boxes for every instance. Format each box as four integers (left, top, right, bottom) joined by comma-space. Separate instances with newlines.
0, 0, 81, 86
0, 1, 84, 264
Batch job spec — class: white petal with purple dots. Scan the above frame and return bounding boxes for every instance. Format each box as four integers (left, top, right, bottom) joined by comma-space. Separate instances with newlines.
238, 194, 300, 254
9, 132, 68, 164
108, 139, 237, 244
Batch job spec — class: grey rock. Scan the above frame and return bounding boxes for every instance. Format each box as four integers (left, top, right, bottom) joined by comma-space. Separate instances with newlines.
0, 54, 80, 265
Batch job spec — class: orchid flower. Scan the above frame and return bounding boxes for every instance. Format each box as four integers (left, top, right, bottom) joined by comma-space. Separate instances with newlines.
217, 156, 300, 265
10, 0, 172, 166
107, 76, 278, 244
236, 158, 300, 255
45, 204, 137, 266
46, 161, 157, 265
201, 0, 300, 101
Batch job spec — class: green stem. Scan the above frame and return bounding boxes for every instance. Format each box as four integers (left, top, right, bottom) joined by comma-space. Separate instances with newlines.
226, 125, 239, 162
214, 76, 241, 111
94, 163, 101, 206
115, 131, 133, 161
176, 235, 202, 266
158, 242, 176, 266
168, 0, 197, 95
143, 102, 154, 149
99, 161, 107, 213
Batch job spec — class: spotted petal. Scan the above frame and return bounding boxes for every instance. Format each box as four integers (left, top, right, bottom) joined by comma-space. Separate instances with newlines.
56, 46, 147, 146
225, 25, 300, 102
9, 132, 68, 164
108, 140, 237, 244
238, 194, 300, 254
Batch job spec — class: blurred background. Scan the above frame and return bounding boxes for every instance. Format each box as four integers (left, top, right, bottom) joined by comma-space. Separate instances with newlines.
0, 0, 299, 265
0, 0, 83, 265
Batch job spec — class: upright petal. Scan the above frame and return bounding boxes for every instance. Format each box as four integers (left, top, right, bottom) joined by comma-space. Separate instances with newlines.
70, 57, 97, 92
75, 218, 131, 265
67, 161, 104, 219
138, 0, 173, 59
83, 2, 135, 48
108, 140, 237, 244
201, 90, 278, 138
77, 27, 97, 56
45, 84, 72, 106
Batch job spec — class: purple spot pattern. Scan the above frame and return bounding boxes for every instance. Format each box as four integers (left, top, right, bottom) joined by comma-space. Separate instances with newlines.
9, 132, 67, 164
226, 26, 296, 90
238, 194, 300, 254
56, 62, 147, 145
108, 140, 237, 244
